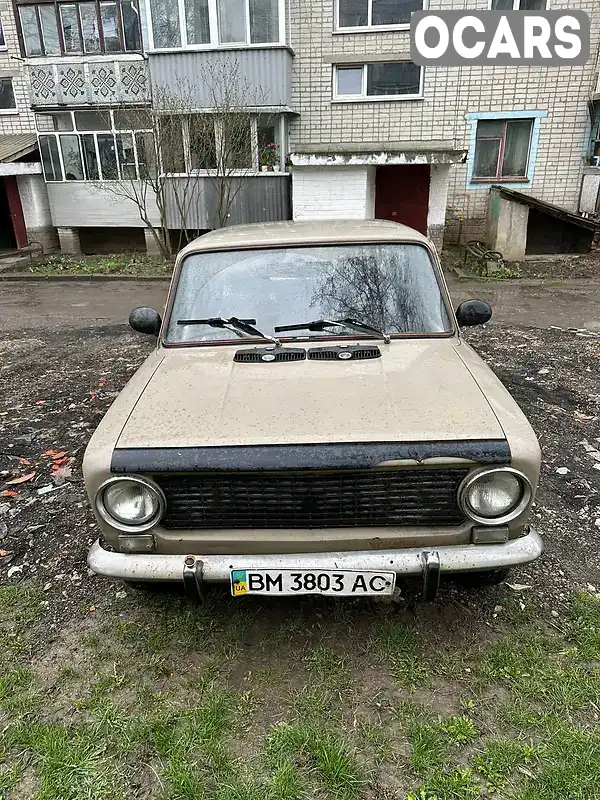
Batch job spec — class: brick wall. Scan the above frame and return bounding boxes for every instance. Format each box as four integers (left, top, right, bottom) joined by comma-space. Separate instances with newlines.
0, 0, 35, 134
288, 0, 600, 245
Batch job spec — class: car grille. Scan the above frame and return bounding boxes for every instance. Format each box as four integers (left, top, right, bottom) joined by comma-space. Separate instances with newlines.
156, 468, 469, 530
307, 346, 381, 361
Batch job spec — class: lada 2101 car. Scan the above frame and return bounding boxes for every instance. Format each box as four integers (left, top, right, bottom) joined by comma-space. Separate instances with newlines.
84, 220, 543, 601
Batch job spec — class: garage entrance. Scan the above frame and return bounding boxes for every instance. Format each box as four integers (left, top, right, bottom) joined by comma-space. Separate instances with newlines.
374, 165, 430, 235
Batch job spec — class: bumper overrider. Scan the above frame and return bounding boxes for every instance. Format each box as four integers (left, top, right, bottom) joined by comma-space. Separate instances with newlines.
88, 529, 543, 600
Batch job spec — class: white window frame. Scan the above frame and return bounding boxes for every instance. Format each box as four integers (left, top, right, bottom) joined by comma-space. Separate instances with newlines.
487, 0, 548, 8
332, 63, 424, 103
0, 78, 19, 115
334, 0, 427, 34
163, 112, 286, 176
145, 0, 285, 51
35, 109, 153, 181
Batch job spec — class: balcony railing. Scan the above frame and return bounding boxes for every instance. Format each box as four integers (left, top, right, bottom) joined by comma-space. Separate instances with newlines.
27, 55, 149, 107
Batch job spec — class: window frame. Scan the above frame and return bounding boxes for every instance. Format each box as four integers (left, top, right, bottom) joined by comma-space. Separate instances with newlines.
332, 62, 424, 102
35, 108, 153, 181
488, 0, 548, 8
0, 77, 18, 114
161, 112, 286, 176
15, 0, 142, 57
471, 118, 534, 182
334, 0, 427, 33
144, 0, 286, 51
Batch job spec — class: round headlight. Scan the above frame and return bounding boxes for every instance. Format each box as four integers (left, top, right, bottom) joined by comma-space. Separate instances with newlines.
97, 478, 163, 530
460, 468, 532, 524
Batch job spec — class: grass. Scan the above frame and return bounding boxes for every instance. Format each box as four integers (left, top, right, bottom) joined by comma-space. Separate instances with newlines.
1, 587, 599, 799
24, 252, 173, 277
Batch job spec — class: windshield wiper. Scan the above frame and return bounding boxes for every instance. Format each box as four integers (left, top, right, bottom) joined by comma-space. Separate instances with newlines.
274, 318, 390, 344
177, 317, 281, 347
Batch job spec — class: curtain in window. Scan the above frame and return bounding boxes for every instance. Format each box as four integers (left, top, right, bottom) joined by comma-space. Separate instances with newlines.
249, 0, 278, 43
218, 0, 247, 43
149, 0, 181, 46
501, 120, 532, 177
185, 0, 210, 43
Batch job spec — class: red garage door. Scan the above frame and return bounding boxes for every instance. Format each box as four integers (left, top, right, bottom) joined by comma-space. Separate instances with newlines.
375, 165, 430, 235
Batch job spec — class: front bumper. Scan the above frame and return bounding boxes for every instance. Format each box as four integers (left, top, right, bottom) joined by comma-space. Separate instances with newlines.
88, 529, 543, 598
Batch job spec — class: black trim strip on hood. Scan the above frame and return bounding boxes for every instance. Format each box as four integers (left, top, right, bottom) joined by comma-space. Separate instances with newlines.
111, 440, 511, 473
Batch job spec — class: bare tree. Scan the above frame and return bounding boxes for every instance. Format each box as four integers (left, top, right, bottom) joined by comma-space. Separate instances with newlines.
90, 60, 275, 258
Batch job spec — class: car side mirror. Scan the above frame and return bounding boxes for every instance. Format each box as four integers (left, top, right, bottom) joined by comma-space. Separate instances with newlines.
129, 307, 162, 336
455, 299, 492, 328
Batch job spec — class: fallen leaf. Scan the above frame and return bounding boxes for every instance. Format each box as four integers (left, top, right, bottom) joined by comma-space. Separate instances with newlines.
42, 450, 60, 457
506, 583, 532, 591
5, 473, 35, 485
51, 451, 68, 460
0, 549, 10, 557
0, 490, 18, 498
18, 457, 32, 466
35, 400, 47, 406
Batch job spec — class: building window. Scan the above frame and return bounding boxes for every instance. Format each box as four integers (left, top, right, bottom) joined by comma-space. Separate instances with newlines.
336, 0, 422, 30
17, 0, 141, 57
0, 14, 6, 48
161, 113, 284, 174
0, 78, 17, 112
489, 0, 546, 8
472, 119, 534, 180
147, 0, 282, 49
36, 109, 153, 181
333, 62, 422, 100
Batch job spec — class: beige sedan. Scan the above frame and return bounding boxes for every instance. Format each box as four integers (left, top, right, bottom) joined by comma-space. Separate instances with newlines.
84, 220, 543, 601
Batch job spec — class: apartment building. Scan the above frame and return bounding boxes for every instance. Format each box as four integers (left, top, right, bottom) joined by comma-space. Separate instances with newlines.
0, 0, 56, 252
1, 0, 599, 254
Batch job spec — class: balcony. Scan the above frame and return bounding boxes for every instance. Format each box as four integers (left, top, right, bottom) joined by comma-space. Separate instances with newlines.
27, 55, 149, 108
148, 46, 294, 110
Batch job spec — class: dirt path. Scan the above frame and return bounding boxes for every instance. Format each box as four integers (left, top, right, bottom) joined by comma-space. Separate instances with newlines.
1, 276, 599, 332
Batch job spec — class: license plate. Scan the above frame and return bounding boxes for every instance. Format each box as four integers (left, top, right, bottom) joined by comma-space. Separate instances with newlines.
230, 569, 396, 597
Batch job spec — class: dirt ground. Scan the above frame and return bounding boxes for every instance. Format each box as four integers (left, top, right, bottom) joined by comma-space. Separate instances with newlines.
1, 295, 600, 799
1, 321, 599, 621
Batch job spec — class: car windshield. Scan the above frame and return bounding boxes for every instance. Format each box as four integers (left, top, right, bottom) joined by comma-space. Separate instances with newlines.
165, 243, 452, 343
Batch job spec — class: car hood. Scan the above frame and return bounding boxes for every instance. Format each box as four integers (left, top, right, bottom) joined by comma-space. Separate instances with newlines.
116, 340, 505, 449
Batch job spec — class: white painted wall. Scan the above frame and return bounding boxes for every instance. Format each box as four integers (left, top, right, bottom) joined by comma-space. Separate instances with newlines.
292, 166, 370, 220
428, 166, 451, 229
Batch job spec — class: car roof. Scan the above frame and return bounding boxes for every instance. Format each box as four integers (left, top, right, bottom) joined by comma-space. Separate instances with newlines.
178, 220, 432, 256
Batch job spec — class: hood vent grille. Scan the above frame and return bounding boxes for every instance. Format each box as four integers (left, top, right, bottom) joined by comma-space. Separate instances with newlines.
234, 348, 306, 363
308, 345, 381, 361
